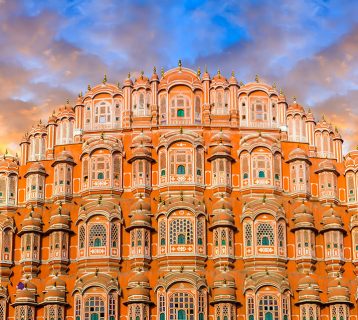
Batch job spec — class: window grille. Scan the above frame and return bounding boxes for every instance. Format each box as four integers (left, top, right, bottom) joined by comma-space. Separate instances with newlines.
89, 224, 107, 247
256, 223, 274, 245
169, 219, 193, 245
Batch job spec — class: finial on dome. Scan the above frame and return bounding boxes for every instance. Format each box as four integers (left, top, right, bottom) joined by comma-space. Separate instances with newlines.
103, 74, 107, 84
322, 114, 326, 121
117, 82, 120, 88
87, 84, 91, 91
180, 126, 183, 134
140, 70, 144, 78
293, 96, 297, 103
178, 59, 182, 70
197, 67, 201, 77
205, 65, 208, 73
217, 69, 221, 77
78, 91, 83, 98
66, 98, 69, 104
255, 74, 259, 83
231, 70, 235, 77
239, 81, 244, 86
272, 82, 277, 89
153, 66, 157, 74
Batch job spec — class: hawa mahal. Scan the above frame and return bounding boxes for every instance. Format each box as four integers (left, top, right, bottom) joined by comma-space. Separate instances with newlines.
0, 63, 357, 320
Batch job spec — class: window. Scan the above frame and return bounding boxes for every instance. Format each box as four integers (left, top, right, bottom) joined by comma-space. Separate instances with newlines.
169, 292, 194, 320
170, 95, 191, 124
258, 296, 279, 320
79, 226, 85, 249
257, 223, 274, 246
169, 219, 193, 245
89, 224, 107, 247
177, 165, 185, 175
84, 296, 105, 320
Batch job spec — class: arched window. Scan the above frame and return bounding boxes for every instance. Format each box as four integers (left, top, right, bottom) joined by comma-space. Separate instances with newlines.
89, 224, 107, 247
170, 95, 191, 124
160, 95, 167, 124
257, 223, 274, 246
79, 226, 85, 249
94, 101, 112, 126
169, 219, 193, 245
258, 296, 279, 320
169, 292, 194, 320
85, 296, 105, 320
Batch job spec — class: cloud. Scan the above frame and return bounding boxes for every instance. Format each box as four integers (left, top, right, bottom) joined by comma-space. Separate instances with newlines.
0, 0, 357, 155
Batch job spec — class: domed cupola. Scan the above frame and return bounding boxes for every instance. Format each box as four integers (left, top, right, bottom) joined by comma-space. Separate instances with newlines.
134, 72, 150, 87
212, 196, 233, 215
327, 277, 352, 305
211, 271, 237, 304
43, 274, 66, 304
49, 204, 71, 231
128, 198, 152, 230
14, 279, 37, 305
211, 70, 228, 86
26, 162, 46, 177
292, 202, 315, 231
19, 208, 42, 234
297, 274, 321, 303
287, 148, 310, 163
321, 206, 344, 232
126, 272, 151, 304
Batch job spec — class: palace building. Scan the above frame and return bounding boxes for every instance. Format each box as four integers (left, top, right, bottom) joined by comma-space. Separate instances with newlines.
0, 63, 358, 320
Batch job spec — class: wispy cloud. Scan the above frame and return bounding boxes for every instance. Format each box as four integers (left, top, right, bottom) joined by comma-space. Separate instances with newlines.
0, 0, 357, 154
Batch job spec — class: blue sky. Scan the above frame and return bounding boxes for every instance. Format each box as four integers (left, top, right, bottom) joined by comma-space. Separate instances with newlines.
0, 0, 358, 152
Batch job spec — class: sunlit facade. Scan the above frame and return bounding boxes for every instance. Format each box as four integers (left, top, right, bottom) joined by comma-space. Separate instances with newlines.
0, 65, 357, 320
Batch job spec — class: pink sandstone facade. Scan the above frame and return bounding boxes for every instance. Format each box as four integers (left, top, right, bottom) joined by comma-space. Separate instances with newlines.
0, 64, 357, 320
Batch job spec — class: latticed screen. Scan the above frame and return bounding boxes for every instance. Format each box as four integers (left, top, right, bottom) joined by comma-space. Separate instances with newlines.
258, 295, 279, 320
89, 224, 107, 247
84, 296, 105, 320
169, 292, 194, 320
79, 226, 85, 248
256, 223, 275, 245
0, 300, 5, 320
245, 223, 252, 246
111, 224, 119, 247
169, 219, 193, 245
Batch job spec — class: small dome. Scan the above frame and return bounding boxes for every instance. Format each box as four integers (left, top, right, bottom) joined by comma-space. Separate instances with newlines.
212, 286, 236, 301
49, 207, 71, 229
134, 73, 150, 86
292, 203, 315, 229
21, 210, 42, 231
212, 197, 233, 212
127, 286, 150, 298
229, 73, 238, 86
288, 148, 309, 161
297, 274, 319, 289
210, 131, 231, 145
213, 272, 235, 285
212, 212, 235, 227
132, 145, 152, 158
131, 198, 151, 213
212, 71, 228, 85
132, 132, 152, 146
26, 162, 46, 175
55, 150, 74, 163
322, 206, 343, 230
287, 102, 305, 113
15, 280, 37, 303
327, 278, 350, 303
130, 212, 151, 228
129, 272, 150, 286
0, 156, 19, 171
211, 144, 231, 156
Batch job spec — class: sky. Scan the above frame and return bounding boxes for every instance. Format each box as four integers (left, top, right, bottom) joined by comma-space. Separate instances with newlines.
0, 0, 358, 154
